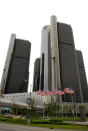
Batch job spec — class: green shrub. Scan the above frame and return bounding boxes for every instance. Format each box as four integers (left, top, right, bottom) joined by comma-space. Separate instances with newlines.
0, 118, 8, 121
54, 122, 72, 125
0, 118, 26, 124
0, 117, 73, 126
31, 118, 63, 125
49, 118, 63, 123
31, 120, 50, 124
30, 119, 72, 125
0, 115, 4, 118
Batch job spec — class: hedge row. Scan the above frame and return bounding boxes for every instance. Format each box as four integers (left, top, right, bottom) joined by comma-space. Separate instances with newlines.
0, 118, 72, 125
30, 119, 72, 125
0, 118, 26, 124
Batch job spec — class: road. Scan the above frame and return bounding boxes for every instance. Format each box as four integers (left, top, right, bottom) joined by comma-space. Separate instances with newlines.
0, 122, 85, 131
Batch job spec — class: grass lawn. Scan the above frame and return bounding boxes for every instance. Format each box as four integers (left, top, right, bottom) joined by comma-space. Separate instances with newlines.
0, 118, 88, 130
30, 124, 88, 130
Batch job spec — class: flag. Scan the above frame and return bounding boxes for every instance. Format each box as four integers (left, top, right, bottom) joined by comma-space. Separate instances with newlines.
61, 91, 65, 95
53, 89, 59, 95
36, 90, 41, 95
71, 88, 74, 93
64, 88, 69, 92
57, 92, 62, 95
65, 88, 74, 94
41, 92, 46, 96
44, 90, 51, 95
58, 89, 64, 95
65, 90, 72, 94
40, 90, 49, 96
53, 89, 65, 95
37, 90, 53, 96
26, 104, 30, 109
69, 88, 74, 94
49, 92, 54, 96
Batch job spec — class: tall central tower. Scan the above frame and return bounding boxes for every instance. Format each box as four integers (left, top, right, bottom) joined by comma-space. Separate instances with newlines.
50, 16, 61, 91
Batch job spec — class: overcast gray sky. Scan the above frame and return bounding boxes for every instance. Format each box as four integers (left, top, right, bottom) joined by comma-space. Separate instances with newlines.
0, 0, 88, 91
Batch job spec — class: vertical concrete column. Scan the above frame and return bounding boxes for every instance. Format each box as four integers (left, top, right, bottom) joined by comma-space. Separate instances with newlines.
50, 16, 61, 91
50, 15, 61, 103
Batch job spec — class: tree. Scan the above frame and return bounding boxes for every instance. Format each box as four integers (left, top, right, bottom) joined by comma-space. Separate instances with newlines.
12, 104, 20, 115
46, 103, 61, 117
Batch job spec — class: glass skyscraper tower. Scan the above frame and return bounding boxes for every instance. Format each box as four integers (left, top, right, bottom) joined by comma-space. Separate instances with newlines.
0, 34, 31, 94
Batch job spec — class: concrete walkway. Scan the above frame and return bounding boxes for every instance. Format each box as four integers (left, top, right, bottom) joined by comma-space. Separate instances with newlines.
74, 121, 88, 126
65, 120, 88, 126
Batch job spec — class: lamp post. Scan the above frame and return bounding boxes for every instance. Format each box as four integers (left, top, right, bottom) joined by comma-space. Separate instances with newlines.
43, 102, 45, 118
29, 84, 32, 99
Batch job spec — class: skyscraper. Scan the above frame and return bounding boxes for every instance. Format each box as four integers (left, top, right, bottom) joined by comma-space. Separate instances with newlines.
39, 16, 88, 103
57, 22, 83, 102
0, 34, 31, 94
33, 58, 40, 91
76, 50, 88, 102
39, 26, 52, 91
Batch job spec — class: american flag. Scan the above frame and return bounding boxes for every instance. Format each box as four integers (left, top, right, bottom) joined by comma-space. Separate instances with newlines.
58, 89, 64, 95
37, 90, 52, 96
41, 92, 46, 96
44, 90, 51, 95
36, 90, 41, 95
53, 89, 59, 95
26, 104, 30, 109
53, 89, 64, 95
64, 88, 69, 92
64, 88, 74, 94
61, 91, 65, 95
49, 92, 54, 96
69, 88, 74, 94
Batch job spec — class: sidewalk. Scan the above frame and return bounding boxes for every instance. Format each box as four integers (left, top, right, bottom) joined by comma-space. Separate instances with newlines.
74, 121, 88, 126
64, 120, 88, 126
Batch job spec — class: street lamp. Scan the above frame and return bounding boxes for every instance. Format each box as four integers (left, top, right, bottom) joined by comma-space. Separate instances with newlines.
29, 83, 32, 99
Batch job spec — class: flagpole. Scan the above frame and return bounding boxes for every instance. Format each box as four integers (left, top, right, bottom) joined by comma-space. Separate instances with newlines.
71, 93, 75, 121
64, 93, 67, 118
73, 92, 78, 120
61, 95, 63, 118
